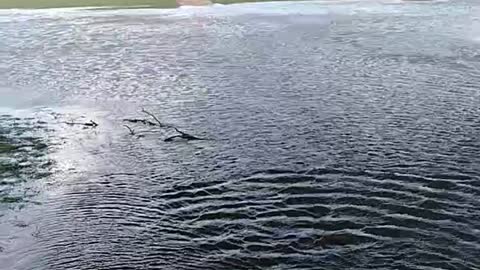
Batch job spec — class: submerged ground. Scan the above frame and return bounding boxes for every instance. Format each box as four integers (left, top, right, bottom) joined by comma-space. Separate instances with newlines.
1, 0, 480, 269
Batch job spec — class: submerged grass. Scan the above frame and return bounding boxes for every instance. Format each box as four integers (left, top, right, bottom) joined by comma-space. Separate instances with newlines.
0, 196, 24, 204
0, 117, 52, 206
0, 142, 17, 154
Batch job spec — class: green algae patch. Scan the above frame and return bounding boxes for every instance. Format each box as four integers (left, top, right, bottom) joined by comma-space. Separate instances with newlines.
0, 114, 53, 208
0, 196, 24, 204
0, 142, 17, 154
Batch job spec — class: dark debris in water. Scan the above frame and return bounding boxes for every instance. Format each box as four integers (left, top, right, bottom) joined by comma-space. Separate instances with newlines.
0, 141, 17, 153
0, 196, 23, 204
123, 118, 157, 126
0, 114, 54, 206
121, 108, 209, 142
65, 120, 98, 128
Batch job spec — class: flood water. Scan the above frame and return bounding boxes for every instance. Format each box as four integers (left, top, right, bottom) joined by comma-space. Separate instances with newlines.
1, 0, 480, 269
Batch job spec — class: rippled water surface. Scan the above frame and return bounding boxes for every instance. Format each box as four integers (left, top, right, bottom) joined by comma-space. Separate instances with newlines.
1, 1, 480, 269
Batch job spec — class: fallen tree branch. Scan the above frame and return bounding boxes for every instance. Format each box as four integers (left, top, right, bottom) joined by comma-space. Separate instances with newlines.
123, 118, 157, 126
65, 120, 98, 127
141, 108, 166, 127
123, 125, 135, 135
164, 127, 206, 142
164, 135, 183, 142
123, 108, 209, 142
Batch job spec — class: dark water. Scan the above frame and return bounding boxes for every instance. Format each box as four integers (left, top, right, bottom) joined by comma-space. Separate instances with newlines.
1, 1, 480, 269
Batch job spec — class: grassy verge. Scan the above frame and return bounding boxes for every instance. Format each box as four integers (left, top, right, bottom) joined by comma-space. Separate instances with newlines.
0, 0, 284, 9
0, 0, 178, 9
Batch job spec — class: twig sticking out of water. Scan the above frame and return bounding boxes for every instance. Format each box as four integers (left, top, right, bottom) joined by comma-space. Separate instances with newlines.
65, 120, 98, 127
123, 125, 135, 135
141, 108, 167, 127
164, 127, 206, 142
122, 108, 207, 141
123, 118, 157, 126
31, 225, 41, 238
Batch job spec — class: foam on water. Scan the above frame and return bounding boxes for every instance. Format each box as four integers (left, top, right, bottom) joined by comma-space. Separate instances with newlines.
0, 0, 460, 21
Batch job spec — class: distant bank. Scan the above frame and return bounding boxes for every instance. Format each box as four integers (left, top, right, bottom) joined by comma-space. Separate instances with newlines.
177, 0, 212, 6
0, 0, 286, 9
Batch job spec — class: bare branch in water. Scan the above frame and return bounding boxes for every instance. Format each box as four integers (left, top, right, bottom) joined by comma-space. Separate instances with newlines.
65, 120, 98, 128
141, 108, 165, 127
164, 135, 182, 142
124, 108, 209, 142
164, 127, 206, 142
89, 120, 98, 127
123, 125, 135, 135
173, 127, 188, 136
123, 118, 157, 126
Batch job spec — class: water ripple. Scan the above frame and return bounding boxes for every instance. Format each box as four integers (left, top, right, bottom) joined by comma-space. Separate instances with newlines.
1, 0, 480, 269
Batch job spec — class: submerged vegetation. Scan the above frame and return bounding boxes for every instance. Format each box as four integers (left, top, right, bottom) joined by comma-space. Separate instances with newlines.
0, 107, 204, 208
0, 141, 17, 154
0, 116, 52, 207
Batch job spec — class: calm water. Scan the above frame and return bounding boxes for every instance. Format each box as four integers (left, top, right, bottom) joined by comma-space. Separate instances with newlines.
1, 1, 480, 269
